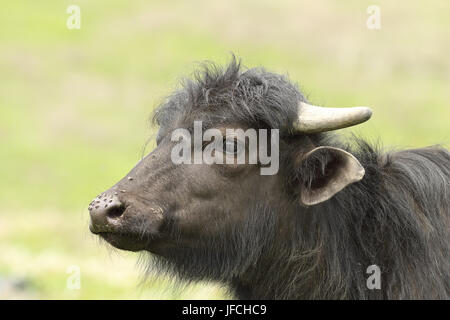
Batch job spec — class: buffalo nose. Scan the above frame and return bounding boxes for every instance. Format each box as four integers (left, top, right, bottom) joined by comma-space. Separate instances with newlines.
88, 193, 125, 233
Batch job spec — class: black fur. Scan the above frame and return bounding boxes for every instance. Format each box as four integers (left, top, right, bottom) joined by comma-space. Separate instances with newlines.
147, 57, 450, 299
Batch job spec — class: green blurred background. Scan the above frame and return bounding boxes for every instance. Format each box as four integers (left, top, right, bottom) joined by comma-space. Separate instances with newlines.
0, 0, 449, 299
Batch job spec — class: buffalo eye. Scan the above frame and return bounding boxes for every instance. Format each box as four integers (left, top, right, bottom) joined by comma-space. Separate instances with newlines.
223, 138, 239, 155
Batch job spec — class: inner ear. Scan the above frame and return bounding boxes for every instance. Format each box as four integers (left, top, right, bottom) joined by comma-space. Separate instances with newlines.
299, 146, 365, 206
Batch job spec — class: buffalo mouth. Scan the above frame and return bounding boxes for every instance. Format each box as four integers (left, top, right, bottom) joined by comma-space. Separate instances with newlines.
89, 205, 166, 252
89, 205, 169, 252
93, 231, 151, 252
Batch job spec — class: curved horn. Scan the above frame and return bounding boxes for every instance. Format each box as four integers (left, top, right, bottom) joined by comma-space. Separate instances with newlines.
294, 102, 372, 133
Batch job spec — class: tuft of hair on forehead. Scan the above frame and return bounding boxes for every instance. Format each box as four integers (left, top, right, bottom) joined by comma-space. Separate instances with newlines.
153, 55, 308, 134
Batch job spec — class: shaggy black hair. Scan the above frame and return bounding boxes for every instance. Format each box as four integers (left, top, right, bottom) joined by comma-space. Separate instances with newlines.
147, 57, 450, 299
153, 56, 305, 136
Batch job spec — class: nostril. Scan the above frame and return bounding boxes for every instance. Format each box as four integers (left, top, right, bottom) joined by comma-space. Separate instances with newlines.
106, 204, 126, 219
89, 194, 126, 234
89, 194, 125, 220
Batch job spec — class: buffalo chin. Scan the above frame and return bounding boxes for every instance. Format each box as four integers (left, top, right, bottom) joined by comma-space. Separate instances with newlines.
97, 232, 148, 252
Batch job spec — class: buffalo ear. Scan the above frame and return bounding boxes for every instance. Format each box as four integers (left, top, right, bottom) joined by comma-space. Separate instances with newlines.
299, 146, 365, 206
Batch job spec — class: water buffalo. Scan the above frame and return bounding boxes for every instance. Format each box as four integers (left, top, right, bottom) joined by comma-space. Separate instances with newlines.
88, 58, 450, 299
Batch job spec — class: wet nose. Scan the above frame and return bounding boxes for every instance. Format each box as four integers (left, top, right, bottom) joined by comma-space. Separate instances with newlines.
88, 193, 126, 233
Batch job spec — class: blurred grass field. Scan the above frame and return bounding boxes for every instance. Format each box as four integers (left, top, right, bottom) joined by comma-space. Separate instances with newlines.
0, 0, 449, 299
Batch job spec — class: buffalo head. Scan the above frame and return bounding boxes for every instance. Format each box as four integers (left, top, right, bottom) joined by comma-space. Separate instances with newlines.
88, 59, 371, 281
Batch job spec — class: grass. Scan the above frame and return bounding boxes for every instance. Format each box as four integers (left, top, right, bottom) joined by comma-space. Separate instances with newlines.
0, 0, 448, 299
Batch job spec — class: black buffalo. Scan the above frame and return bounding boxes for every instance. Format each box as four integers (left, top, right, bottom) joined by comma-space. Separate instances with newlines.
89, 58, 450, 299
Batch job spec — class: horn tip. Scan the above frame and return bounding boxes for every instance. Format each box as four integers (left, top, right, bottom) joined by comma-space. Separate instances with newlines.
358, 107, 373, 121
